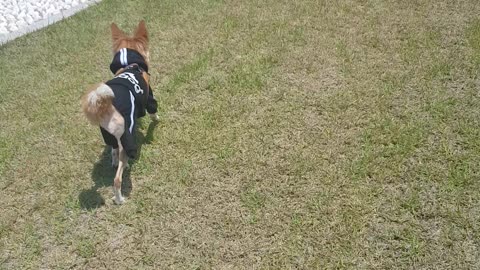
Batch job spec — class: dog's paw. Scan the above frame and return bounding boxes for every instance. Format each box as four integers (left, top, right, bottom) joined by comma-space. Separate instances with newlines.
149, 113, 159, 121
112, 196, 126, 205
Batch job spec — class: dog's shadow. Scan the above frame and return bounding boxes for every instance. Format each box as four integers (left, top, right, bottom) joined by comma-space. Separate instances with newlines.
79, 119, 158, 210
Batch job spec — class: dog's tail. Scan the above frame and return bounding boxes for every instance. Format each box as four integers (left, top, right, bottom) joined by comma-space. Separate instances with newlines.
81, 83, 115, 125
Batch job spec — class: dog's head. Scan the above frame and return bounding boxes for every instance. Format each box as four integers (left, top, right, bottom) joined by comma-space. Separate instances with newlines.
111, 21, 149, 64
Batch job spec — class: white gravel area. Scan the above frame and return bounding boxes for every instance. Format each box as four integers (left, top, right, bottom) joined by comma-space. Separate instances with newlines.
0, 0, 101, 45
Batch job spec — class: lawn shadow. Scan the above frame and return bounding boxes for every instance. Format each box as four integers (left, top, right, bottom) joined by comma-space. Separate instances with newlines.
79, 119, 159, 210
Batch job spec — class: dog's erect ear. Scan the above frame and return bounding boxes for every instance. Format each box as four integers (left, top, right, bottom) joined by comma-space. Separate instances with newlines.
111, 23, 126, 41
134, 20, 148, 41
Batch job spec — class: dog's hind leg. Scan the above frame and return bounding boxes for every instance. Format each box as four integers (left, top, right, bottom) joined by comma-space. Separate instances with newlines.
100, 110, 128, 204
113, 142, 128, 204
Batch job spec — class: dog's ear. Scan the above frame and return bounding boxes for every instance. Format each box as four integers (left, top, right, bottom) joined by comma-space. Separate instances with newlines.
134, 20, 148, 41
111, 23, 126, 41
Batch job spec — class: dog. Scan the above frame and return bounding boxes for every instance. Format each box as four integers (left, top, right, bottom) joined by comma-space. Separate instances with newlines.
81, 21, 158, 205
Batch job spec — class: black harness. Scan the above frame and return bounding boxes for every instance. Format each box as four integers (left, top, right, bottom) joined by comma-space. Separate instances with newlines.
110, 48, 149, 74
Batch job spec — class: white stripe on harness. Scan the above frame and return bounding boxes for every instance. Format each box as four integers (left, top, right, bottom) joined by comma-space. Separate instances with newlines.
119, 48, 124, 66
120, 48, 128, 66
124, 48, 128, 65
129, 91, 135, 133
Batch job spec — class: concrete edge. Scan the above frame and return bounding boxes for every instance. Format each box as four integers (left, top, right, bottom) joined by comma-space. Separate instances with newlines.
0, 0, 101, 46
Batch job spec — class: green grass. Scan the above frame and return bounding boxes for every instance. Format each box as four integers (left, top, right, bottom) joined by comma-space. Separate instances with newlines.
1, 0, 480, 268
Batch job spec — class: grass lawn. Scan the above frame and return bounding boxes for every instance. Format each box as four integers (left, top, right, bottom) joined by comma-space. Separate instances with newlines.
1, 0, 480, 268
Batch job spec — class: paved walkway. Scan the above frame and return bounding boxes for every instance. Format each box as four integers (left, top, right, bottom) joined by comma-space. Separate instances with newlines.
0, 0, 101, 45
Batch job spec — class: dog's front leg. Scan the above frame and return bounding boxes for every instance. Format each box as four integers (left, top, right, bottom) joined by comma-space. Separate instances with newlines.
113, 144, 128, 204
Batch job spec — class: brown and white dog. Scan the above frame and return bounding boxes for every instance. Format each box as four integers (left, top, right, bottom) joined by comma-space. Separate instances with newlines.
81, 21, 158, 204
